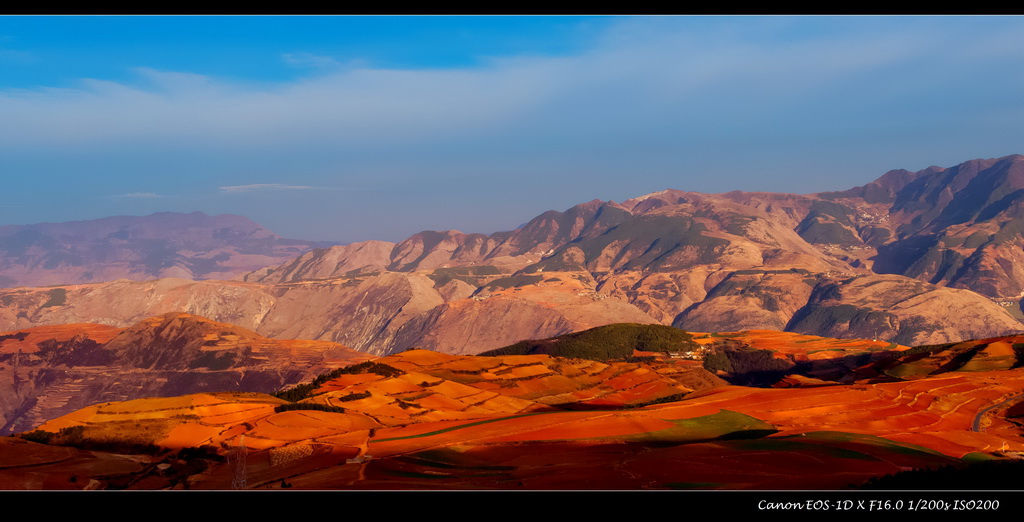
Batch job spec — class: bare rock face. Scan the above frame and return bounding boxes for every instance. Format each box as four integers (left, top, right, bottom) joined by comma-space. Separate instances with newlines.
674, 270, 819, 332
0, 212, 322, 288
862, 155, 1024, 298
434, 278, 478, 301
244, 240, 395, 284
388, 298, 579, 355
596, 269, 714, 324
785, 274, 1023, 345
0, 279, 276, 333
0, 313, 371, 435
387, 230, 494, 272
386, 273, 657, 355
255, 271, 446, 354
947, 240, 1024, 297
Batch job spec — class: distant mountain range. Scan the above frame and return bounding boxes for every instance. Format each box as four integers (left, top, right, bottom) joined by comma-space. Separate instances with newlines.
1, 154, 1024, 353
0, 211, 327, 288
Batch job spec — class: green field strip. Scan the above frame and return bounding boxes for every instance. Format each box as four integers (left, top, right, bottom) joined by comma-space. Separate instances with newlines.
372, 410, 565, 442
615, 410, 777, 443
774, 431, 951, 458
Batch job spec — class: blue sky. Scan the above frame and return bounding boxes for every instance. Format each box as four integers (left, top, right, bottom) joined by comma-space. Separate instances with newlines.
2, 15, 1023, 243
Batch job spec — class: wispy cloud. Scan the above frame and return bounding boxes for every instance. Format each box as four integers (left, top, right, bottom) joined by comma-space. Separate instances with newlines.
219, 184, 314, 193
119, 192, 161, 198
4, 17, 1024, 242
3, 17, 1022, 155
282, 52, 343, 70
0, 48, 33, 63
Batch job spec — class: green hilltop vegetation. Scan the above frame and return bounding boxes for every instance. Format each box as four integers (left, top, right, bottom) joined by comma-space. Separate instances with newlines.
480, 323, 700, 362
524, 214, 730, 274
427, 265, 503, 287
273, 361, 405, 403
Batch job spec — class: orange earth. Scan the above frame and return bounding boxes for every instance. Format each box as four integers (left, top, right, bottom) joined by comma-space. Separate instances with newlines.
7, 332, 1024, 490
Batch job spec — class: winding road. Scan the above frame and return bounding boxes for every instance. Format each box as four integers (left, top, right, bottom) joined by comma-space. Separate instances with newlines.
972, 393, 1024, 432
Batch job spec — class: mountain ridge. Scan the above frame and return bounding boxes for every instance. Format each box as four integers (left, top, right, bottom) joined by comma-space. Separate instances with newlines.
2, 154, 1024, 357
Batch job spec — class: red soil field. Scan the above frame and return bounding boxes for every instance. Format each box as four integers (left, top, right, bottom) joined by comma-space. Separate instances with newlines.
10, 337, 1024, 490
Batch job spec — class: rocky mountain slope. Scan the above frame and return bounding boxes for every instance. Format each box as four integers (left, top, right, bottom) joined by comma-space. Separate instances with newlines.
2, 155, 1023, 354
0, 212, 323, 288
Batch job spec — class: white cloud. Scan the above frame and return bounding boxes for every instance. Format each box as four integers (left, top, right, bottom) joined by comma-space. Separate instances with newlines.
219, 184, 313, 193
1, 16, 1022, 161
5, 17, 1024, 242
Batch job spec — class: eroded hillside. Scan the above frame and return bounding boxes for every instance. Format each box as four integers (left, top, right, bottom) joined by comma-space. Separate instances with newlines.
0, 313, 371, 435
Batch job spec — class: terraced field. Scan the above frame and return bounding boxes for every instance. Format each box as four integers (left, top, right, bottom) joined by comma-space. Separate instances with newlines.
8, 332, 1024, 490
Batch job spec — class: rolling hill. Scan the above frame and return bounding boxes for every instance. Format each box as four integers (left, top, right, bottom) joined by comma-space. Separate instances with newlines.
8, 327, 1024, 490
0, 313, 371, 435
